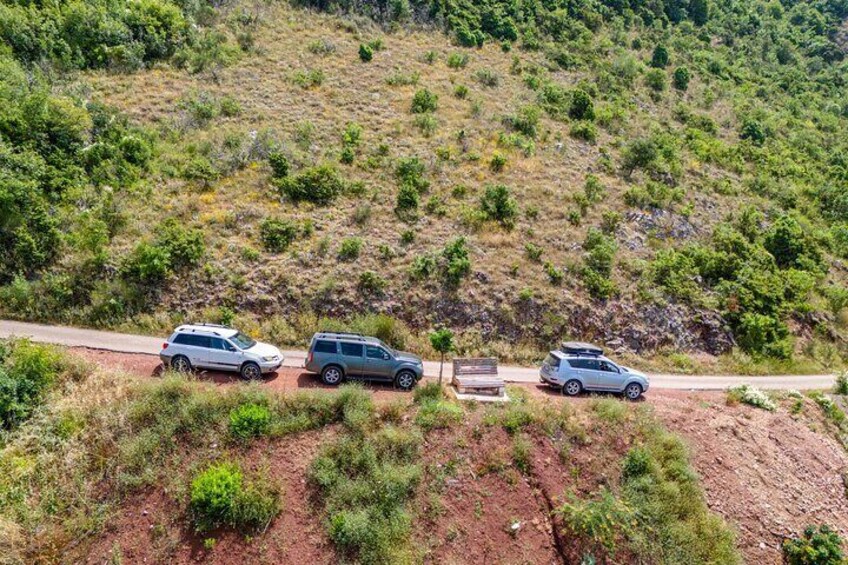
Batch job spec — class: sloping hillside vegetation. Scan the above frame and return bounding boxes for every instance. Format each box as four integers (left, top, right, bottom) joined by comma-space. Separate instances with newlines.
1, 0, 847, 368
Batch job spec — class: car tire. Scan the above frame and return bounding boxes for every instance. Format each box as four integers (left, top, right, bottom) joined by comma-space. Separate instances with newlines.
321, 365, 344, 386
562, 379, 582, 397
240, 362, 262, 381
170, 355, 192, 373
395, 370, 416, 390
624, 382, 643, 401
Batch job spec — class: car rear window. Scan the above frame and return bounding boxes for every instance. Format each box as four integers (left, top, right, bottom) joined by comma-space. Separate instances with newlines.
340, 342, 364, 357
566, 358, 597, 370
313, 340, 337, 354
544, 353, 561, 368
173, 334, 210, 348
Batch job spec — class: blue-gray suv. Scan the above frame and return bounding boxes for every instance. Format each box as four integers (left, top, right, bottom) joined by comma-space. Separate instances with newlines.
305, 332, 424, 389
539, 342, 650, 400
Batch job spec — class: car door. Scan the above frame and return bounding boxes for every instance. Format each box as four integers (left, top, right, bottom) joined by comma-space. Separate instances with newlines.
596, 360, 624, 391
566, 358, 600, 388
181, 334, 212, 368
364, 345, 395, 380
339, 342, 365, 378
208, 337, 241, 371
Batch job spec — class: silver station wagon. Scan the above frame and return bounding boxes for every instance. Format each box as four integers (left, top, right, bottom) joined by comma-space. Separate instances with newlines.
539, 342, 650, 400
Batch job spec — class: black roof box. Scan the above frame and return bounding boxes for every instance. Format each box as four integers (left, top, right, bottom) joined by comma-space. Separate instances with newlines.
560, 342, 604, 356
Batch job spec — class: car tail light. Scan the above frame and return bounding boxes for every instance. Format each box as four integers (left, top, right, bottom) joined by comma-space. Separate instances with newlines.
307, 351, 313, 364
162, 342, 169, 349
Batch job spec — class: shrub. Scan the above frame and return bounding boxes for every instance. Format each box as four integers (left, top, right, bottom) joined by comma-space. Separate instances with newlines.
447, 52, 469, 68
582, 228, 617, 300
740, 118, 767, 145
835, 373, 848, 396
122, 242, 171, 284
155, 219, 205, 269
673, 66, 691, 90
489, 152, 507, 172
228, 403, 271, 440
569, 89, 595, 121
190, 462, 279, 532
441, 237, 471, 286
504, 105, 541, 138
650, 44, 669, 68
358, 43, 373, 62
415, 400, 463, 430
411, 89, 438, 114
413, 114, 438, 136
621, 138, 659, 177
260, 218, 299, 253
338, 237, 363, 261
525, 242, 543, 262
453, 84, 469, 99
783, 525, 845, 565
0, 340, 68, 430
269, 151, 290, 178
726, 384, 777, 411
544, 261, 564, 285
570, 122, 597, 143
291, 68, 325, 88
358, 271, 387, 295
276, 165, 344, 205
474, 68, 500, 87
396, 183, 420, 214
480, 184, 518, 228
734, 313, 791, 359
645, 68, 667, 92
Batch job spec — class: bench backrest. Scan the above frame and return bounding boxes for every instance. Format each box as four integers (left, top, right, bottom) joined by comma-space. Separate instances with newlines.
453, 358, 498, 376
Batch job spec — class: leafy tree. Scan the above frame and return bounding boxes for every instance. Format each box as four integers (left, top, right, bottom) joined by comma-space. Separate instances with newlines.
650, 44, 669, 68
690, 0, 710, 26
569, 89, 595, 121
428, 328, 454, 384
740, 118, 767, 145
672, 66, 690, 90
621, 138, 659, 178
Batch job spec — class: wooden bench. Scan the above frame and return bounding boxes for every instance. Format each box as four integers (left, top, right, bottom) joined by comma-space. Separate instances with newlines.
452, 358, 505, 396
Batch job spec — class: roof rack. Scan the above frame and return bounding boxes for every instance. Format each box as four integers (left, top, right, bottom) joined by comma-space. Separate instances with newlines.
560, 342, 604, 356
192, 322, 231, 328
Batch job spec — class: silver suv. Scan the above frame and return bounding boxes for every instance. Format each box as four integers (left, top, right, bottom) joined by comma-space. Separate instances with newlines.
304, 332, 424, 389
160, 324, 284, 380
539, 342, 649, 400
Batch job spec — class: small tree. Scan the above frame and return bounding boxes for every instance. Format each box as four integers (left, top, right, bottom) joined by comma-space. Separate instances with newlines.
650, 44, 669, 68
358, 43, 373, 62
673, 66, 690, 90
429, 328, 455, 385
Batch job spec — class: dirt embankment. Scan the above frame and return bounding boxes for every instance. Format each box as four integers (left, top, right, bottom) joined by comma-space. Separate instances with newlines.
72, 348, 848, 563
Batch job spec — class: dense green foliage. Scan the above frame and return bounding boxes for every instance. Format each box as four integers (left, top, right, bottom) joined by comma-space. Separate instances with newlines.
783, 525, 845, 565
190, 461, 280, 532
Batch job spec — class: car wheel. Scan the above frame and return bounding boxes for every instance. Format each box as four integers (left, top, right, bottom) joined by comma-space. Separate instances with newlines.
562, 379, 582, 397
395, 370, 416, 390
624, 383, 643, 401
240, 362, 262, 381
321, 365, 344, 386
171, 355, 192, 373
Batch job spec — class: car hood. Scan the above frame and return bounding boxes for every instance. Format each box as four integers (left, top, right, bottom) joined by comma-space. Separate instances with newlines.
621, 366, 649, 381
246, 341, 282, 358
395, 351, 422, 364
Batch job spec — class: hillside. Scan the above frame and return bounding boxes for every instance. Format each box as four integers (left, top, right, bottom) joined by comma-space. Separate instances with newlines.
2, 342, 848, 564
1, 0, 848, 370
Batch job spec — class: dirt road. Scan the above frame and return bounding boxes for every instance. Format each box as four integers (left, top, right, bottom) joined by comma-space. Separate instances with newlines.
0, 319, 838, 390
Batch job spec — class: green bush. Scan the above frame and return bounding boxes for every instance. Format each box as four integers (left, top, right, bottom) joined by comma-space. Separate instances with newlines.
268, 151, 290, 179
358, 271, 387, 295
645, 68, 667, 92
276, 165, 344, 205
228, 403, 271, 440
396, 183, 420, 214
447, 52, 469, 68
358, 43, 373, 62
489, 152, 507, 172
570, 121, 598, 143
783, 525, 845, 565
415, 399, 463, 430
740, 118, 767, 145
504, 105, 541, 138
0, 340, 69, 430
453, 84, 469, 99
650, 44, 669, 68
411, 88, 438, 114
190, 462, 279, 532
479, 184, 518, 228
121, 242, 171, 284
569, 89, 595, 121
260, 218, 299, 253
155, 219, 205, 269
673, 66, 691, 90
338, 237, 363, 261
835, 373, 848, 396
474, 68, 500, 87
581, 228, 617, 299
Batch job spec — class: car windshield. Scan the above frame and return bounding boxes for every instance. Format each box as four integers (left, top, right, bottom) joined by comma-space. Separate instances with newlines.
230, 332, 256, 350
375, 339, 396, 356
